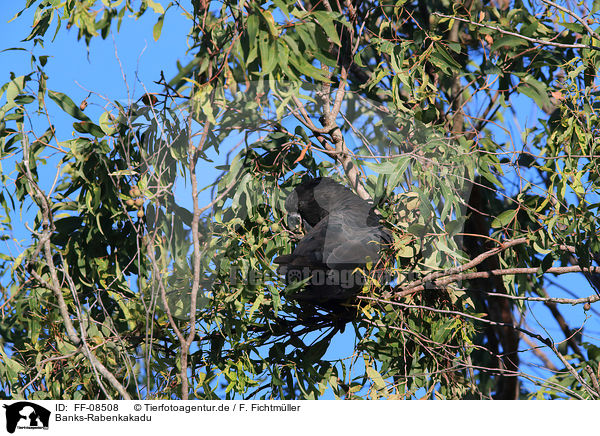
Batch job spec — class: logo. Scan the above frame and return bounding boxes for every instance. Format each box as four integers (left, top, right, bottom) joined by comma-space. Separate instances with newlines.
3, 402, 50, 434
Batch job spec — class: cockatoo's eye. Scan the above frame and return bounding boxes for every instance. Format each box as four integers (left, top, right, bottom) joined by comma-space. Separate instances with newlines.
287, 212, 302, 230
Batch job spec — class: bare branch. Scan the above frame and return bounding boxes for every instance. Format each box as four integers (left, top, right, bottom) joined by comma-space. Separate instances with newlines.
432, 12, 600, 51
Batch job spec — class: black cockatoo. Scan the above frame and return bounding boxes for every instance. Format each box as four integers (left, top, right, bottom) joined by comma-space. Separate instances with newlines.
274, 177, 390, 304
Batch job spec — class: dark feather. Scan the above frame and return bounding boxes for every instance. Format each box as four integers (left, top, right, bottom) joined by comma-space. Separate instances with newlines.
275, 177, 390, 304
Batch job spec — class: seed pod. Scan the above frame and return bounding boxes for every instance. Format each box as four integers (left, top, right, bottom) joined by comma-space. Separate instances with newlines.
131, 187, 141, 197
584, 302, 591, 311
137, 209, 144, 218
141, 93, 158, 106
126, 198, 135, 207
135, 198, 144, 207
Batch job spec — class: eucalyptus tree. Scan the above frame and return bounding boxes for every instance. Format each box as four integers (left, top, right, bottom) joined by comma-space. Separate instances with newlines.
1, 0, 600, 400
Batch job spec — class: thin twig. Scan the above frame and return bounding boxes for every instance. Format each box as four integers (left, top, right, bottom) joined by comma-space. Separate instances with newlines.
432, 12, 600, 51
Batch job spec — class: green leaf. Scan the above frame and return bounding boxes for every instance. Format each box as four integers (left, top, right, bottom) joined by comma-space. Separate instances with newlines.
366, 367, 387, 391
366, 156, 409, 176
304, 335, 331, 362
390, 44, 405, 73
587, 344, 600, 361
99, 111, 117, 135
48, 90, 91, 121
258, 9, 279, 38
539, 252, 555, 273
429, 45, 462, 74
248, 292, 265, 318
24, 9, 53, 41
14, 94, 35, 105
491, 35, 529, 51
258, 34, 277, 76
73, 121, 105, 138
388, 156, 410, 191
491, 209, 518, 228
272, 0, 290, 18
6, 76, 27, 106
313, 11, 341, 47
153, 14, 164, 41
289, 53, 330, 81
247, 14, 258, 43
147, 0, 165, 14
532, 241, 552, 255
561, 22, 585, 34
517, 76, 551, 111
1, 347, 24, 374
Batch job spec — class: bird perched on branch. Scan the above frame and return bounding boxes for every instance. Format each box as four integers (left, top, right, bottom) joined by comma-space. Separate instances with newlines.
274, 177, 391, 305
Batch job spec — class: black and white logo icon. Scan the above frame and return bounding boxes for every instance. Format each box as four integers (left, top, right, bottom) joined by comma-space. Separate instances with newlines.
3, 402, 50, 434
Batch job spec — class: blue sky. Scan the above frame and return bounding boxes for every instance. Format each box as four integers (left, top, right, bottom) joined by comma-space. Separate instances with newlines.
0, 2, 360, 399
